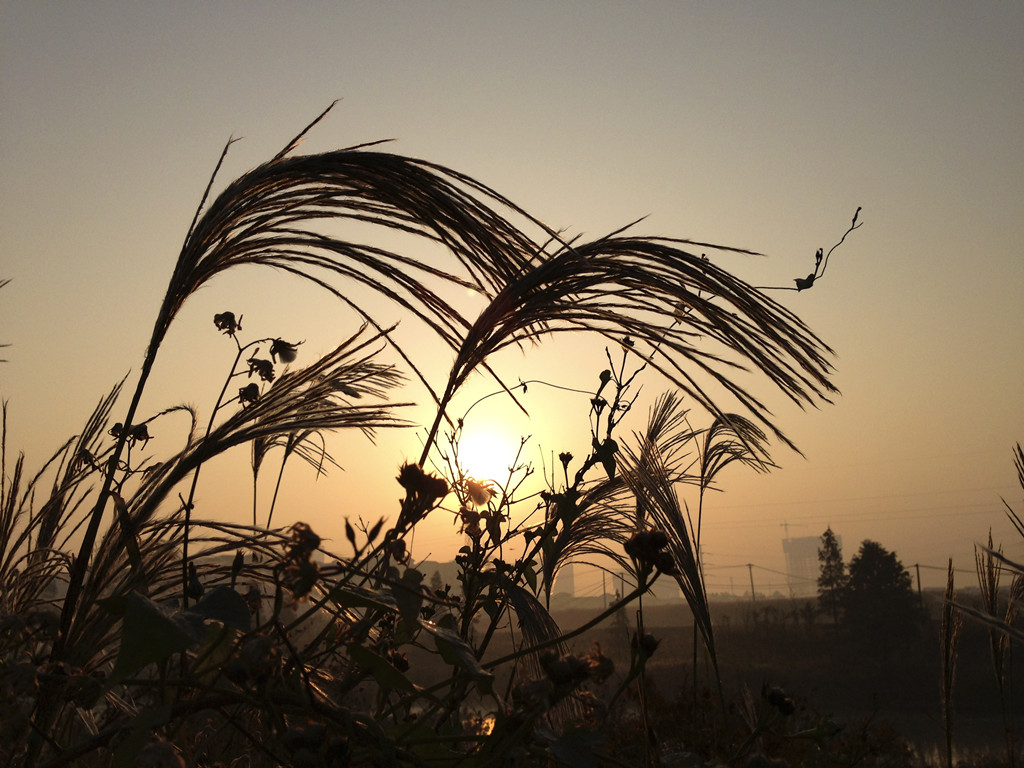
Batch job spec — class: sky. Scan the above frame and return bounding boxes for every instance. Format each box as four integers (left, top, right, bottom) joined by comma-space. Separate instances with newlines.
2, 2, 1022, 596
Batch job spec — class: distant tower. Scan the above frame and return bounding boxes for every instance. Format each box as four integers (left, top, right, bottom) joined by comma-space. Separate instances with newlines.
782, 536, 820, 597
554, 563, 575, 597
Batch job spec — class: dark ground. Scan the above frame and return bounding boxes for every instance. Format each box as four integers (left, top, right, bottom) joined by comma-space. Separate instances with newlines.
538, 592, 1022, 761
396, 589, 1020, 763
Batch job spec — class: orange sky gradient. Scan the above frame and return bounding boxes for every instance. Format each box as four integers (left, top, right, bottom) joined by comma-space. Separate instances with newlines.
2, 3, 1022, 595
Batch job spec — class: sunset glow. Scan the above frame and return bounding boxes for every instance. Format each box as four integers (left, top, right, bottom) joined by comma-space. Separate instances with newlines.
2, 2, 1021, 590
453, 424, 526, 488
2, 5, 1023, 761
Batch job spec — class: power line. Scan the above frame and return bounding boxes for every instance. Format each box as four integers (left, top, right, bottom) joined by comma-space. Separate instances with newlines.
714, 484, 1015, 512
704, 500, 1009, 530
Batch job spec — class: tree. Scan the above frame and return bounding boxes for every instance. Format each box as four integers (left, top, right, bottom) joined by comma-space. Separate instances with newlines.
429, 569, 444, 595
817, 527, 847, 623
843, 540, 922, 659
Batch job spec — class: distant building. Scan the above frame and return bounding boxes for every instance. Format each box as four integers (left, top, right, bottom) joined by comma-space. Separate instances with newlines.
782, 536, 821, 598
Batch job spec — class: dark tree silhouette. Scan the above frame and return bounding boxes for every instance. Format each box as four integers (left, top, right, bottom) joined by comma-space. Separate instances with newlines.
843, 540, 923, 660
817, 526, 847, 623
429, 569, 444, 595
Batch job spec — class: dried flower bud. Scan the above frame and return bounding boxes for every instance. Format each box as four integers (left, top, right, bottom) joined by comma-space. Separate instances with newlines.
458, 506, 483, 540
396, 463, 449, 530
270, 338, 302, 363
388, 537, 407, 563
238, 383, 261, 406
214, 311, 242, 336
286, 522, 321, 563
246, 354, 275, 382
465, 478, 494, 507
631, 632, 660, 660
654, 550, 677, 575
128, 423, 151, 445
764, 684, 796, 716
540, 649, 593, 687
281, 523, 321, 599
397, 463, 449, 503
625, 528, 672, 573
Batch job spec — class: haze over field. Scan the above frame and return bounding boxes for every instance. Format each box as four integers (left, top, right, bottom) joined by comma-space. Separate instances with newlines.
2, 3, 1022, 592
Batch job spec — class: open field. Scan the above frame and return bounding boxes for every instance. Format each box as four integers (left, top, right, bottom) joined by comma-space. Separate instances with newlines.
523, 592, 1023, 762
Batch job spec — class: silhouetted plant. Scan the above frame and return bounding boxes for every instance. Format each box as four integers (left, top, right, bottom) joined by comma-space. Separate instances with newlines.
817, 526, 847, 623
954, 443, 1024, 768
941, 557, 964, 768
974, 529, 1018, 767
0, 106, 850, 768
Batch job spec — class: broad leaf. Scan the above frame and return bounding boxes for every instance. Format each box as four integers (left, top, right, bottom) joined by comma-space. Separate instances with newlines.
348, 643, 416, 693
418, 620, 493, 694
392, 567, 425, 633
108, 592, 204, 684
330, 584, 400, 613
191, 585, 251, 632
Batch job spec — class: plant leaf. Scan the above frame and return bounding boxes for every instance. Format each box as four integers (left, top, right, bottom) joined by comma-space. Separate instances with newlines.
348, 643, 416, 693
418, 619, 493, 694
108, 592, 204, 684
190, 585, 251, 632
392, 567, 425, 633
330, 584, 401, 613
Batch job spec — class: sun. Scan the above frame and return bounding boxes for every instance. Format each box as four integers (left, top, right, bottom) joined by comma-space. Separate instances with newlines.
456, 425, 523, 485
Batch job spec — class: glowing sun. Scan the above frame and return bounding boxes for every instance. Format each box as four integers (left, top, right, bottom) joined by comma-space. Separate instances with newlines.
456, 425, 523, 484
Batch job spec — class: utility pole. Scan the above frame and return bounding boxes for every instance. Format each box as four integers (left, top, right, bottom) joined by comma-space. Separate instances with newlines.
780, 521, 806, 539
747, 563, 756, 603
914, 563, 923, 604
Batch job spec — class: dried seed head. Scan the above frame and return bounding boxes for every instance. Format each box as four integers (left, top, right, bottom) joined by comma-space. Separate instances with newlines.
213, 311, 242, 336
397, 463, 449, 503
246, 354, 276, 382
465, 478, 494, 507
238, 383, 261, 406
625, 528, 674, 573
764, 684, 796, 716
270, 338, 302, 363
631, 632, 660, 660
388, 537, 407, 563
